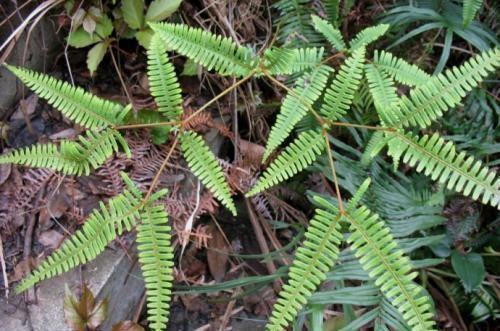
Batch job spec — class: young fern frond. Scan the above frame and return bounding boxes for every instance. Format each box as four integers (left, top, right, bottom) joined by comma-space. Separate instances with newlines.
267, 179, 371, 330
263, 65, 332, 161
15, 173, 142, 293
387, 132, 500, 208
345, 206, 436, 331
147, 34, 183, 122
463, 0, 482, 26
4, 65, 129, 129
247, 130, 325, 196
387, 48, 500, 128
137, 199, 174, 331
263, 47, 324, 75
373, 50, 431, 87
150, 23, 256, 77
311, 15, 346, 51
349, 24, 390, 50
180, 131, 236, 215
319, 46, 366, 120
365, 64, 399, 125
361, 131, 390, 166
0, 129, 129, 176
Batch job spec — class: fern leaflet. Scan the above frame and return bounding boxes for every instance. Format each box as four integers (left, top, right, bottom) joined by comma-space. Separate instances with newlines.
0, 129, 129, 176
387, 132, 500, 208
263, 47, 324, 76
463, 0, 482, 27
319, 46, 366, 120
137, 199, 174, 331
150, 23, 256, 77
349, 24, 390, 50
180, 131, 236, 215
147, 34, 183, 121
345, 206, 436, 331
365, 63, 399, 125
5, 65, 129, 129
311, 15, 346, 51
263, 65, 332, 161
16, 173, 142, 293
373, 50, 431, 87
387, 48, 500, 128
247, 130, 325, 196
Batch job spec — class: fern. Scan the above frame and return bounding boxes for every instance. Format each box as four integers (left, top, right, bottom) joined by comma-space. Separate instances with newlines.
323, 0, 340, 27
247, 130, 325, 196
263, 65, 332, 161
387, 132, 500, 208
4, 65, 129, 130
365, 63, 399, 125
311, 15, 346, 51
344, 205, 436, 331
0, 129, 129, 176
373, 50, 431, 87
180, 131, 236, 215
386, 48, 500, 128
319, 46, 366, 120
267, 179, 371, 330
137, 200, 174, 331
147, 34, 183, 122
15, 173, 142, 293
150, 22, 256, 77
463, 0, 483, 26
263, 47, 325, 75
349, 24, 390, 50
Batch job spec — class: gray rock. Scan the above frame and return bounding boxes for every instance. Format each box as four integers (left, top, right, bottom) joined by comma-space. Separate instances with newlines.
0, 297, 31, 331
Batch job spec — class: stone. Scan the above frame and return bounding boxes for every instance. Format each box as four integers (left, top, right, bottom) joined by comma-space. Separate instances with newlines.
0, 296, 31, 331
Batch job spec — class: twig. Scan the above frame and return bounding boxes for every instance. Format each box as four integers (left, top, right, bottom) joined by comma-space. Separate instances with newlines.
108, 44, 137, 112
322, 130, 344, 213
179, 180, 202, 260
0, 236, 8, 298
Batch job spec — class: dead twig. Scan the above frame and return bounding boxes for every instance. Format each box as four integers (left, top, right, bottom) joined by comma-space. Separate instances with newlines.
0, 235, 8, 298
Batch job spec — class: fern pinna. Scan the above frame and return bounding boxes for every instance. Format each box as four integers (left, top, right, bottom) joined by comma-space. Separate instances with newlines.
1, 10, 499, 331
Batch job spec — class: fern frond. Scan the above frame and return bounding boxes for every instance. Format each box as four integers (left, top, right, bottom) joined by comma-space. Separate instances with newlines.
0, 129, 129, 176
180, 131, 236, 215
373, 50, 431, 87
311, 15, 346, 51
147, 34, 183, 121
319, 46, 366, 120
365, 64, 399, 125
267, 179, 371, 330
387, 132, 500, 208
137, 201, 174, 331
263, 47, 324, 76
323, 0, 340, 27
345, 206, 436, 331
349, 24, 390, 50
361, 131, 389, 166
4, 65, 128, 129
247, 130, 325, 196
264, 65, 332, 161
463, 0, 482, 27
150, 23, 256, 77
387, 48, 500, 128
15, 173, 142, 293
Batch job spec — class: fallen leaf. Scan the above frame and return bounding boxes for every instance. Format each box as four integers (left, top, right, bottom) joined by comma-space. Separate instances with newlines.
112, 321, 145, 331
38, 230, 64, 249
0, 164, 11, 186
238, 139, 265, 168
64, 284, 108, 331
206, 223, 229, 282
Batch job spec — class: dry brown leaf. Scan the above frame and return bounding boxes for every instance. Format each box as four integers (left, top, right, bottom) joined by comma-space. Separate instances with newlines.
64, 284, 108, 331
112, 321, 145, 331
206, 223, 229, 282
38, 230, 64, 249
238, 139, 265, 168
0, 164, 11, 186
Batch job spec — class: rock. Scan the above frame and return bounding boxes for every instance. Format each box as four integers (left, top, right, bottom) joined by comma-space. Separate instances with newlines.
0, 296, 31, 331
28, 248, 144, 331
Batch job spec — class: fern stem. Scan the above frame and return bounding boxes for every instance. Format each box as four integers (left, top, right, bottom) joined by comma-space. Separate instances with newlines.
322, 130, 345, 213
114, 120, 180, 130
327, 121, 394, 132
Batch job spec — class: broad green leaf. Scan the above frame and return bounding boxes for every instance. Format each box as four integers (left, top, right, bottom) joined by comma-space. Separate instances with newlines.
451, 250, 485, 292
181, 58, 199, 76
122, 0, 145, 30
87, 41, 109, 75
68, 15, 114, 48
135, 29, 154, 48
146, 0, 182, 22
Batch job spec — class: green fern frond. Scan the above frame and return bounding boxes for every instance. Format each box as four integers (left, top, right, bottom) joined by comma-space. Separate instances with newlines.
150, 23, 256, 77
349, 24, 390, 50
137, 201, 174, 331
263, 65, 332, 161
4, 65, 128, 129
373, 50, 431, 87
247, 130, 325, 196
180, 131, 236, 215
147, 34, 183, 121
267, 179, 371, 330
344, 206, 436, 331
365, 63, 399, 125
387, 48, 500, 128
387, 132, 500, 208
0, 129, 129, 175
15, 173, 143, 293
311, 15, 346, 51
263, 47, 324, 76
463, 0, 482, 27
319, 46, 366, 120
323, 0, 340, 27
361, 131, 389, 166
